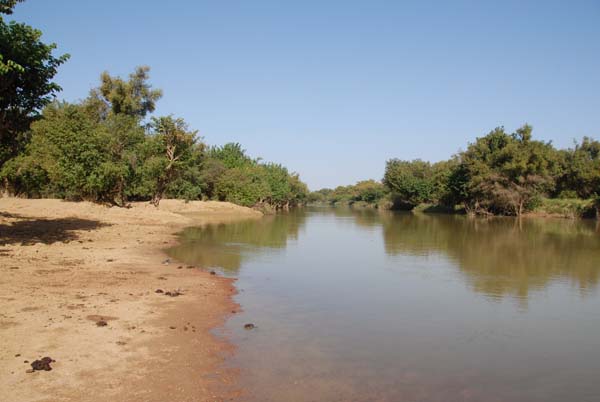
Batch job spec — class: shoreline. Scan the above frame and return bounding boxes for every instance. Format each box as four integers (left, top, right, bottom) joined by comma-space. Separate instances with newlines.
0, 198, 261, 402
311, 202, 599, 221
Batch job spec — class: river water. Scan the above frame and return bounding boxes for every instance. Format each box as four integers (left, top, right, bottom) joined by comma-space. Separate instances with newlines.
169, 207, 600, 402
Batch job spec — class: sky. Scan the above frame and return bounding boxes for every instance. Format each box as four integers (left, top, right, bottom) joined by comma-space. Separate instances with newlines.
11, 0, 600, 190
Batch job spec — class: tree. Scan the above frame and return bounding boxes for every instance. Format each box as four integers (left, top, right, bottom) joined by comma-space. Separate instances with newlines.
0, 0, 69, 166
1, 66, 164, 205
0, 1, 24, 15
87, 66, 162, 120
214, 165, 270, 207
451, 125, 560, 215
144, 116, 199, 206
352, 180, 386, 203
1, 102, 133, 202
383, 159, 434, 208
556, 137, 600, 199
208, 142, 254, 169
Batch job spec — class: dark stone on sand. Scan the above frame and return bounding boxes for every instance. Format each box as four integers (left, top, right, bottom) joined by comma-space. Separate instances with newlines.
210, 270, 216, 275
15, 353, 20, 357
164, 290, 182, 297
30, 357, 54, 371
244, 323, 256, 330
162, 258, 171, 265
96, 320, 108, 327
155, 289, 164, 293
169, 326, 176, 329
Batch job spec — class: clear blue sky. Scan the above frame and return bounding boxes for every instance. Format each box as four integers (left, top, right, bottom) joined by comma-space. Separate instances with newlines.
12, 0, 600, 189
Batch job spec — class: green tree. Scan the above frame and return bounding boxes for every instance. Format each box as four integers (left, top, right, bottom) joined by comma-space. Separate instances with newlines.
142, 116, 200, 206
86, 66, 162, 120
556, 137, 600, 199
209, 142, 254, 169
1, 102, 135, 202
453, 125, 560, 215
214, 165, 270, 207
0, 0, 69, 166
262, 163, 292, 208
352, 180, 386, 203
383, 159, 434, 208
0, 1, 24, 15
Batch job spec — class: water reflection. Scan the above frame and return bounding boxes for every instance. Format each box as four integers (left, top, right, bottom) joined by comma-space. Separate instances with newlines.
169, 210, 308, 273
171, 208, 600, 300
380, 213, 600, 300
170, 207, 600, 402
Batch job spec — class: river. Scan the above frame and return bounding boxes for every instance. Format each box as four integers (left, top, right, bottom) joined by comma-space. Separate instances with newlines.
170, 207, 600, 402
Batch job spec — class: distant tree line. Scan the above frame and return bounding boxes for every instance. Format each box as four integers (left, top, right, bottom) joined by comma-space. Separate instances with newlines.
311, 125, 600, 218
308, 180, 388, 208
0, 1, 307, 209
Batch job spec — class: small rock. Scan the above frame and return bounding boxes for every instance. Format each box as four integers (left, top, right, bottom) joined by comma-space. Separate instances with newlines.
169, 326, 176, 330
210, 270, 216, 275
26, 369, 34, 374
106, 259, 114, 262
244, 323, 256, 330
96, 320, 108, 327
14, 353, 20, 357
162, 259, 171, 265
155, 289, 164, 294
30, 357, 54, 371
164, 290, 182, 297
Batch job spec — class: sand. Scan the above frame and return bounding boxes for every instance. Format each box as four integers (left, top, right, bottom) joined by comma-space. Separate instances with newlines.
0, 198, 262, 402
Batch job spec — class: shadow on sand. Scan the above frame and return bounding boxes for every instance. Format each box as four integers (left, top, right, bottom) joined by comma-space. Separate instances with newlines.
0, 212, 107, 245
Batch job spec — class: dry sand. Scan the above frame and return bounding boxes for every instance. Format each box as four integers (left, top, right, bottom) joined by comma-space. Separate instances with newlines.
0, 198, 262, 402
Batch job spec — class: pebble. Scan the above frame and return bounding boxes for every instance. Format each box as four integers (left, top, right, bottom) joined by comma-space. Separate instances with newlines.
30, 357, 54, 371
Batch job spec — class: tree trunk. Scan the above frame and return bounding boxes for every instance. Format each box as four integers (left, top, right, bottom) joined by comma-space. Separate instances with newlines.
150, 181, 165, 207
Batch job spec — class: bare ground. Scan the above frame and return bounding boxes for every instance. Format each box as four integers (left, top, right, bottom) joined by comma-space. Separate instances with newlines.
0, 198, 262, 402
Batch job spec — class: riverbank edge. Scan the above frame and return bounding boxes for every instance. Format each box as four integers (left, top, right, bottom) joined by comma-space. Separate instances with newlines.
0, 198, 262, 402
310, 198, 599, 220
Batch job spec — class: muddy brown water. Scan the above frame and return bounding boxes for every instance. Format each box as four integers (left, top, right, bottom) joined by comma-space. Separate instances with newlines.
169, 207, 600, 402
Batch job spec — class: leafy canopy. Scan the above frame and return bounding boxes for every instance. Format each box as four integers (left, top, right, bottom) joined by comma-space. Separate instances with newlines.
0, 0, 69, 165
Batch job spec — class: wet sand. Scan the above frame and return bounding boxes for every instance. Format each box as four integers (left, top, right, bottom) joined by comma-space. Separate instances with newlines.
0, 198, 261, 402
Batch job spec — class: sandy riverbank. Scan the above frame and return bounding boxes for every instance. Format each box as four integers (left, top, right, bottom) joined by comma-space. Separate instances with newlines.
0, 198, 262, 402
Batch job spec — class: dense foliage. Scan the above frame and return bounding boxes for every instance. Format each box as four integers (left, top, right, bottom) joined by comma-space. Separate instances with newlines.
310, 125, 599, 217
309, 180, 388, 208
382, 125, 600, 216
0, 0, 69, 166
205, 143, 308, 209
1, 1, 597, 217
0, 67, 308, 209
